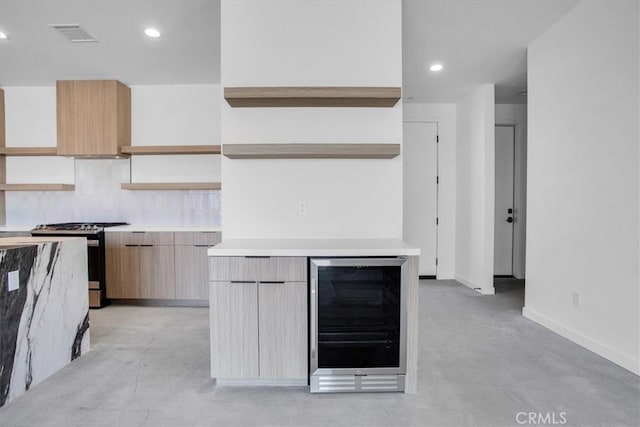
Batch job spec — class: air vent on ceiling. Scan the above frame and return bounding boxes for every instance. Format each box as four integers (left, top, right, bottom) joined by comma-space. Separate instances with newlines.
49, 24, 97, 43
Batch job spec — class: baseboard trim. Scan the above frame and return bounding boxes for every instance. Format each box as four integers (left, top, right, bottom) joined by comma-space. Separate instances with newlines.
216, 379, 307, 387
523, 307, 639, 376
111, 299, 208, 308
454, 274, 495, 295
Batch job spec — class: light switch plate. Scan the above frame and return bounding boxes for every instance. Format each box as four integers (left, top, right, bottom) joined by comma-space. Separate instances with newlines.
8, 270, 19, 292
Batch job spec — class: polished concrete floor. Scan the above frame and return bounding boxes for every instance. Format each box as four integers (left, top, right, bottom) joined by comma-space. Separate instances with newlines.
0, 280, 638, 427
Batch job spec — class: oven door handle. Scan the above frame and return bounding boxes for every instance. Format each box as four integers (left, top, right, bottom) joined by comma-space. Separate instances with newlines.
87, 239, 100, 247
310, 278, 317, 361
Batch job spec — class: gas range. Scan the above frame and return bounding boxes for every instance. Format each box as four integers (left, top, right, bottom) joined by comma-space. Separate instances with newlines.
30, 222, 128, 309
31, 222, 128, 236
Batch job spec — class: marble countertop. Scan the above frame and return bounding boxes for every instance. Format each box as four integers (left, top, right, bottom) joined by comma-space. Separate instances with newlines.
0, 236, 85, 248
106, 225, 222, 232
207, 238, 420, 257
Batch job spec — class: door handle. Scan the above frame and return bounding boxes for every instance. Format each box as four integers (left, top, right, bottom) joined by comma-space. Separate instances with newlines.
506, 217, 514, 223
310, 278, 317, 360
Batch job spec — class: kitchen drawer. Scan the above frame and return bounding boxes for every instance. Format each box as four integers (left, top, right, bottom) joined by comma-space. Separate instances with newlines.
134, 231, 174, 246
174, 231, 221, 246
209, 256, 306, 282
89, 290, 102, 308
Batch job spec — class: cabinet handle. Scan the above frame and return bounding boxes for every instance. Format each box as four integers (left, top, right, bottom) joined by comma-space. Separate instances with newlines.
124, 244, 138, 247
310, 278, 317, 360
139, 244, 153, 247
245, 256, 270, 259
260, 281, 284, 284
132, 231, 146, 234
195, 244, 210, 248
230, 281, 254, 284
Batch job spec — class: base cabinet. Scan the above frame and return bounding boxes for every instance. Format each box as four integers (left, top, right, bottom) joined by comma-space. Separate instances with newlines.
106, 231, 220, 301
258, 281, 307, 379
210, 281, 259, 378
175, 232, 221, 300
209, 256, 307, 380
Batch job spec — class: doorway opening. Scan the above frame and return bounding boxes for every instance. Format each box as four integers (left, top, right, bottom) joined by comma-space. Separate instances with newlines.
494, 123, 526, 294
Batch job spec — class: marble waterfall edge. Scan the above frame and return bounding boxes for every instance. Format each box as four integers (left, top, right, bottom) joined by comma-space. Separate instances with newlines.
0, 239, 89, 407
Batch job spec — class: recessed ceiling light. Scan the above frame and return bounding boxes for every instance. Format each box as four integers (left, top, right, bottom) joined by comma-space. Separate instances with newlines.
518, 91, 528, 96
429, 63, 443, 72
144, 28, 161, 38
0, 31, 9, 40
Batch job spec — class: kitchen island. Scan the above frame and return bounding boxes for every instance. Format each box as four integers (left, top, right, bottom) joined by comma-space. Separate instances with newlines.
208, 239, 420, 393
0, 236, 89, 407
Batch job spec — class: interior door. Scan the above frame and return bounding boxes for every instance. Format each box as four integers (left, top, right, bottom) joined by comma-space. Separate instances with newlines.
403, 122, 438, 276
494, 125, 515, 276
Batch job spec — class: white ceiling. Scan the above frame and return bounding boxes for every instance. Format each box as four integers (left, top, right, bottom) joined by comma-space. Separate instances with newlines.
0, 0, 220, 86
403, 0, 581, 104
0, 0, 580, 103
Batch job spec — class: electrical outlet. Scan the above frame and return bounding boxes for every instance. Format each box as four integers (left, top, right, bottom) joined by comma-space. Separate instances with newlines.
572, 292, 580, 308
8, 270, 19, 292
297, 200, 308, 215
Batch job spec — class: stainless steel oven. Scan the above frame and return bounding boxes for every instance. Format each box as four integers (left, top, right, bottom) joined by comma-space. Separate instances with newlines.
310, 257, 408, 393
31, 222, 127, 308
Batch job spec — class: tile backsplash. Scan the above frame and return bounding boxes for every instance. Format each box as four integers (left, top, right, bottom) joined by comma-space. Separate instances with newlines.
6, 159, 221, 226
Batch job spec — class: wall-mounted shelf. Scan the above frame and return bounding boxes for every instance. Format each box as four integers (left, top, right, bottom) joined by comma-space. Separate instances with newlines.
121, 182, 221, 191
224, 87, 401, 108
222, 143, 401, 159
120, 145, 221, 155
0, 147, 58, 156
0, 184, 75, 191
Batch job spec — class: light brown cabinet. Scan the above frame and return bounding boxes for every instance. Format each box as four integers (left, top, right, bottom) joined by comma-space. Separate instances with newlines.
258, 280, 307, 379
209, 256, 307, 380
105, 231, 175, 299
175, 231, 221, 300
56, 80, 131, 157
210, 281, 260, 378
106, 230, 221, 302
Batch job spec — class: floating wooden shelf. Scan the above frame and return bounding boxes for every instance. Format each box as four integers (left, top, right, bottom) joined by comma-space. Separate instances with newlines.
0, 184, 75, 191
224, 87, 401, 108
120, 145, 221, 155
222, 143, 401, 159
121, 182, 221, 191
0, 147, 58, 156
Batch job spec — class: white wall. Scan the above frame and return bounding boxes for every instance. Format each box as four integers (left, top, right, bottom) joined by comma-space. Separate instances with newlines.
455, 85, 495, 294
130, 85, 221, 183
3, 87, 74, 184
403, 103, 456, 279
525, 0, 639, 374
3, 84, 222, 226
221, 0, 403, 239
495, 104, 527, 279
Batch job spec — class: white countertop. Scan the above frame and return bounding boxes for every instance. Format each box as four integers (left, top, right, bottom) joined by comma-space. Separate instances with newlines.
0, 225, 34, 232
207, 239, 420, 257
105, 225, 222, 232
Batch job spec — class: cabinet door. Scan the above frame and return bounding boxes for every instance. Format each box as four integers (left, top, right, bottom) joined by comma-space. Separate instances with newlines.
105, 233, 140, 298
57, 80, 130, 156
258, 281, 308, 379
175, 245, 209, 300
174, 231, 221, 246
139, 245, 176, 299
210, 281, 259, 378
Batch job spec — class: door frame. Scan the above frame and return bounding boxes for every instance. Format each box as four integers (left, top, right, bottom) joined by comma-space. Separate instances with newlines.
495, 121, 526, 279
